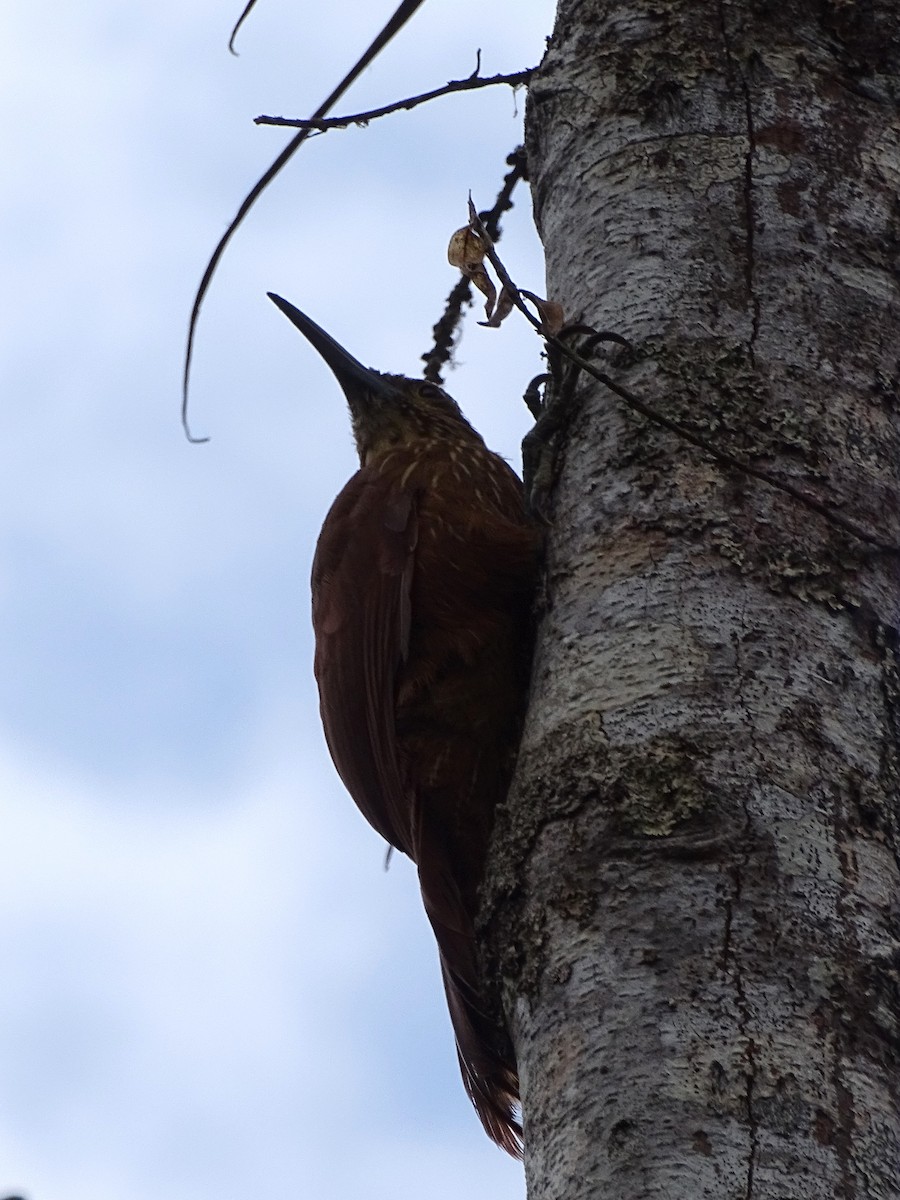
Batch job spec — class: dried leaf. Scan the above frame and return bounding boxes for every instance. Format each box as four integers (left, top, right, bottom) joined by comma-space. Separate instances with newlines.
536, 298, 565, 336
448, 226, 485, 270
494, 286, 516, 325
521, 289, 565, 336
478, 284, 515, 328
448, 225, 496, 318
471, 266, 497, 318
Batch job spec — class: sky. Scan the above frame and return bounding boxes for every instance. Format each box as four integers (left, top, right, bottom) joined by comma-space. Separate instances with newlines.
0, 1, 556, 1197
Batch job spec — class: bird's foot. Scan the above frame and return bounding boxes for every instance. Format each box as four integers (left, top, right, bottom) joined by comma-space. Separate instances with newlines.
522, 324, 630, 520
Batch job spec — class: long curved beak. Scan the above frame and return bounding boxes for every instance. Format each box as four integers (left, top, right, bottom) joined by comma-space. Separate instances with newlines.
268, 292, 396, 410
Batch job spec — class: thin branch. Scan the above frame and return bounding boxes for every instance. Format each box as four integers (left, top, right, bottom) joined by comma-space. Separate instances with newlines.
422, 277, 474, 384
482, 146, 528, 243
182, 0, 430, 442
228, 0, 259, 54
422, 147, 527, 383
466, 206, 900, 556
255, 69, 535, 131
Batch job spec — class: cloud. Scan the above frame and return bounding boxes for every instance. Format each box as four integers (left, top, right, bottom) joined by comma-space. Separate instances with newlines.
0, 730, 522, 1199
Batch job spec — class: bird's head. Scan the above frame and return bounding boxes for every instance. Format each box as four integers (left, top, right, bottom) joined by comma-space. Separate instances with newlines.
269, 293, 480, 465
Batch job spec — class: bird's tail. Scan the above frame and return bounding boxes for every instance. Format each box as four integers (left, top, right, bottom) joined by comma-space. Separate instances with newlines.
440, 951, 523, 1156
416, 851, 522, 1156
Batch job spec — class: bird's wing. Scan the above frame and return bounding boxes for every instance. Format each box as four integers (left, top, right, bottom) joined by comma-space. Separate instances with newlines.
311, 469, 417, 857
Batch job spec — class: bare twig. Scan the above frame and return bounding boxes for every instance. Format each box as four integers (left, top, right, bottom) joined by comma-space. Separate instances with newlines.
481, 147, 528, 243
422, 147, 527, 383
183, 0, 430, 442
256, 69, 534, 131
466, 207, 900, 555
422, 277, 475, 384
228, 0, 258, 54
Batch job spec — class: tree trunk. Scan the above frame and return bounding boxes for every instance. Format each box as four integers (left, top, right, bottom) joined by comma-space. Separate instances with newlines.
483, 2, 900, 1196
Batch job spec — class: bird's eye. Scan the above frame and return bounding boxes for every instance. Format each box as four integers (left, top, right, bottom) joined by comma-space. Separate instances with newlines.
418, 383, 442, 399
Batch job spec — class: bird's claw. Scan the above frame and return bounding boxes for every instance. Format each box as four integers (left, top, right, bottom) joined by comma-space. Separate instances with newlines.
522, 323, 630, 519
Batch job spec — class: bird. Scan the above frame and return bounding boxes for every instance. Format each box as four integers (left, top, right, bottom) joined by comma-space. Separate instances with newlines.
269, 292, 540, 1154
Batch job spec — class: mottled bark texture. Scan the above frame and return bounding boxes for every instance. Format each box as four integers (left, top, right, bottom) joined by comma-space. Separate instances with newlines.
481, 2, 900, 1197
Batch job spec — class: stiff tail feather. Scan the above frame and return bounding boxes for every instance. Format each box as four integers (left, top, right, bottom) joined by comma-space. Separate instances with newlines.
440, 954, 522, 1156
416, 842, 522, 1155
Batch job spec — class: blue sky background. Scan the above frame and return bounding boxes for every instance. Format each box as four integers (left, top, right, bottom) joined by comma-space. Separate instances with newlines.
1, 1, 555, 1196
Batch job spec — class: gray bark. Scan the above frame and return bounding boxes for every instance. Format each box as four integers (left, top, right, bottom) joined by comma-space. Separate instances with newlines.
483, 2, 900, 1197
